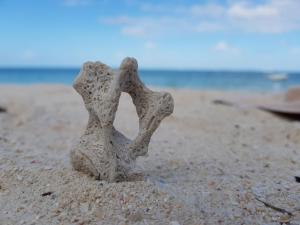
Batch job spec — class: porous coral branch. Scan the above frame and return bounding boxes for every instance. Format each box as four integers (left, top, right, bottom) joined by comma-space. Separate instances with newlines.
70, 57, 174, 182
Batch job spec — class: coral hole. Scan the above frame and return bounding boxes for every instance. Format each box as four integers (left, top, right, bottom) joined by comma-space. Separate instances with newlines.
113, 93, 139, 139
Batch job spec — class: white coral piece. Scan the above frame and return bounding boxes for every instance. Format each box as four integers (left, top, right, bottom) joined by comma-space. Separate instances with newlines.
70, 57, 174, 182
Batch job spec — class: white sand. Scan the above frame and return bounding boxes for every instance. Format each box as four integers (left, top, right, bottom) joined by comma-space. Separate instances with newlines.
1, 85, 300, 225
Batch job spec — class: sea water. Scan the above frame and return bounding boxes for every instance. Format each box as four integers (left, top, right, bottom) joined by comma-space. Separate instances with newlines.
0, 68, 299, 92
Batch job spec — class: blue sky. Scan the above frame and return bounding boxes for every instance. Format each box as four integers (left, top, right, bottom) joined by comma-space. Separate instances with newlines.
0, 0, 299, 70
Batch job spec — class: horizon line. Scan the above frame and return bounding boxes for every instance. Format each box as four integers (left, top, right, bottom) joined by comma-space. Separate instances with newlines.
0, 66, 299, 73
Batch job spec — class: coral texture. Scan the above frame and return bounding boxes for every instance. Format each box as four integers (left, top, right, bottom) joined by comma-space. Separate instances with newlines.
70, 57, 174, 182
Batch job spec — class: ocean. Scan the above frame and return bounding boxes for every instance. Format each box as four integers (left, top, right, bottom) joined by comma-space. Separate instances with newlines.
0, 68, 299, 92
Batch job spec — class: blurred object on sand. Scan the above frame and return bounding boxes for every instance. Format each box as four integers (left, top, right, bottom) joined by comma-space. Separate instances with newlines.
0, 106, 7, 113
213, 87, 300, 121
267, 73, 288, 81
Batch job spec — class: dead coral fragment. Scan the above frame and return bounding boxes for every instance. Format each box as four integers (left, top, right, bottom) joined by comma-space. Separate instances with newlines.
71, 57, 174, 182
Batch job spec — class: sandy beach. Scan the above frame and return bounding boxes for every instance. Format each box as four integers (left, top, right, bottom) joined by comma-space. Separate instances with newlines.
1, 85, 300, 225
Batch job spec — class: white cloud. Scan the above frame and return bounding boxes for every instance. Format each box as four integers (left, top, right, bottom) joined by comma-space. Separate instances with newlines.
20, 50, 37, 61
140, 3, 185, 14
190, 3, 225, 18
213, 41, 239, 53
102, 0, 300, 37
227, 0, 300, 33
144, 41, 156, 49
193, 22, 224, 32
103, 16, 133, 25
122, 26, 146, 37
103, 16, 191, 38
63, 0, 92, 7
213, 41, 230, 52
228, 2, 278, 19
290, 47, 300, 54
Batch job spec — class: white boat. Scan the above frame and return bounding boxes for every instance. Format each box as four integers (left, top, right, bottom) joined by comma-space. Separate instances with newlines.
268, 73, 288, 81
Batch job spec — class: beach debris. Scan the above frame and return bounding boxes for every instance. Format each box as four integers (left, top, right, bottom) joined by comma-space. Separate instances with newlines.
0, 136, 8, 142
212, 99, 236, 107
0, 106, 7, 113
252, 190, 300, 224
295, 176, 300, 183
267, 73, 288, 81
41, 191, 53, 197
254, 195, 293, 216
278, 214, 292, 224
43, 166, 53, 170
213, 86, 300, 121
70, 57, 174, 182
79, 202, 90, 214
16, 175, 23, 181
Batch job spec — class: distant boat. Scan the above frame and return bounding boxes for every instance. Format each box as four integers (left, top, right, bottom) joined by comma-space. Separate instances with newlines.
268, 73, 288, 81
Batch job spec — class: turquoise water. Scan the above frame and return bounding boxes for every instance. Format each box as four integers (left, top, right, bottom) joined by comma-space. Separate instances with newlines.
0, 68, 299, 91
